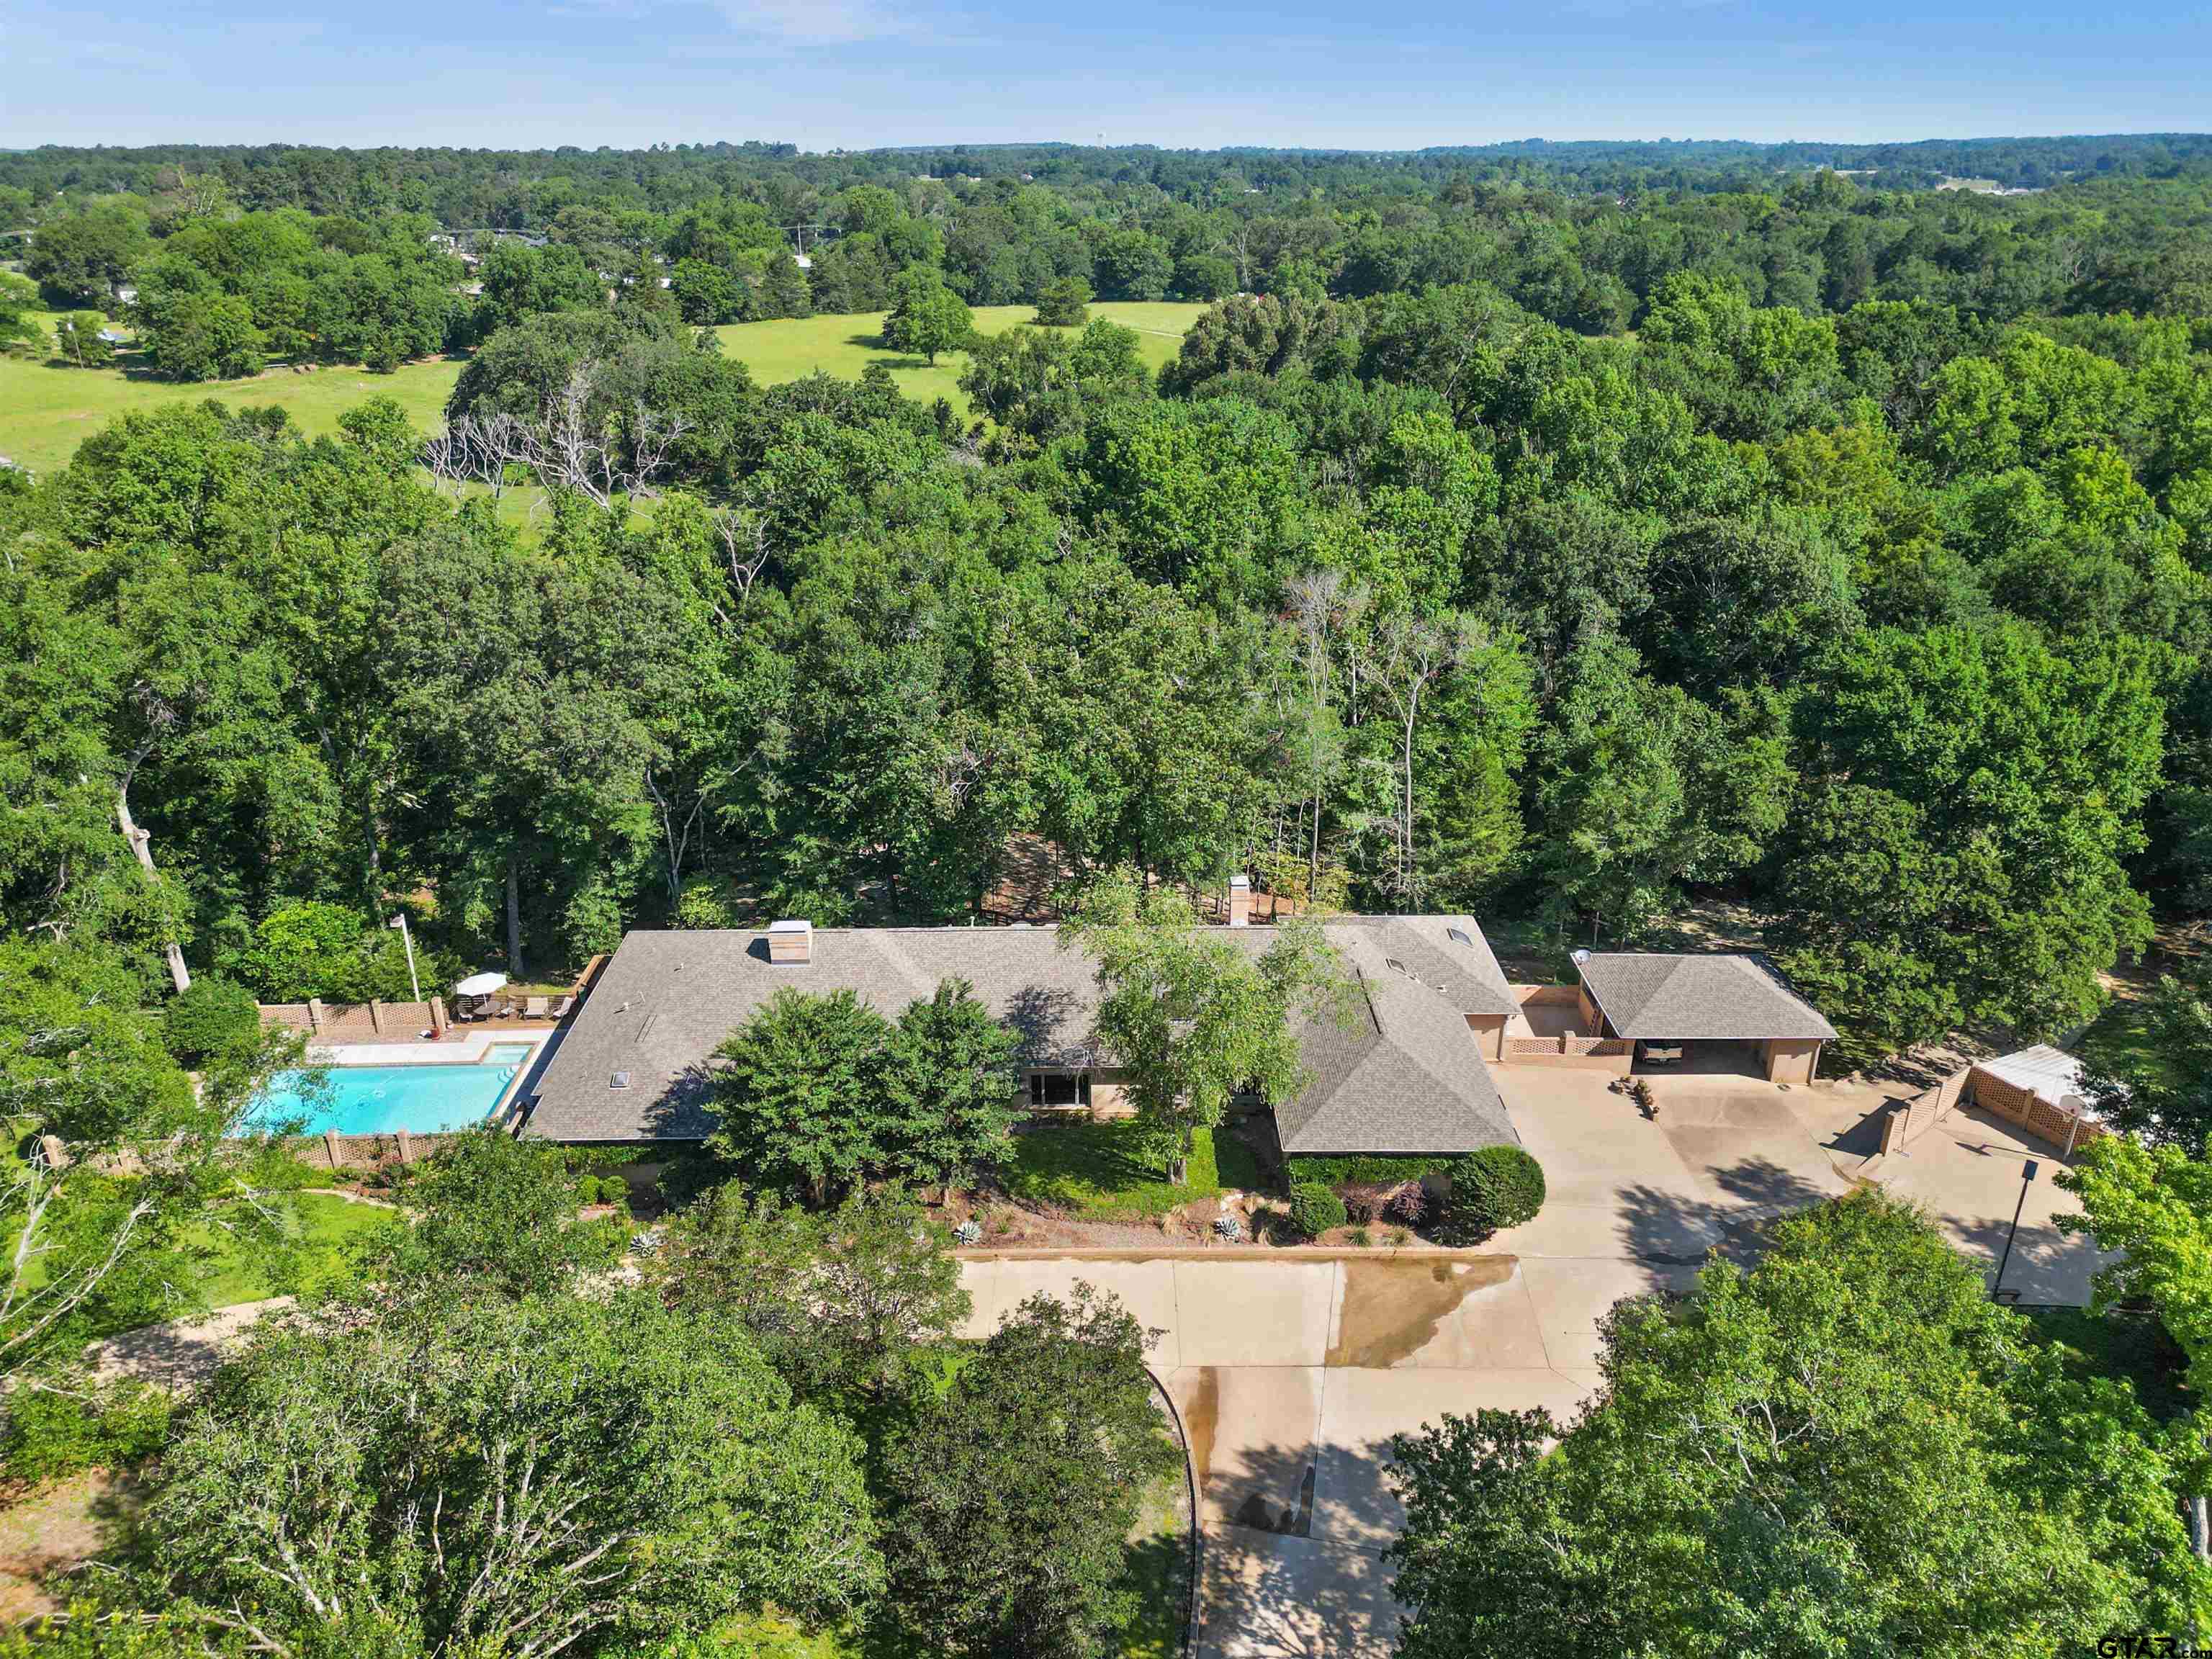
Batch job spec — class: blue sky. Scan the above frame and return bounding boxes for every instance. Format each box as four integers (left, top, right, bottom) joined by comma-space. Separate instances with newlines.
4, 0, 2208, 151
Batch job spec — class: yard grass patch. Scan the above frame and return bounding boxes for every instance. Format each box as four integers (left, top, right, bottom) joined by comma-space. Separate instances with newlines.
714, 302, 1202, 418
189, 1192, 394, 1308
1003, 1120, 1224, 1219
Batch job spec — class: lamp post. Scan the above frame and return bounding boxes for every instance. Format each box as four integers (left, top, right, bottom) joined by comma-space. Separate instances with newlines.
1991, 1158, 2039, 1302
389, 912, 421, 1004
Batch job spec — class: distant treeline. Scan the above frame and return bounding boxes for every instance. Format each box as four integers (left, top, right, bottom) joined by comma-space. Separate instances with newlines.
9, 135, 2212, 384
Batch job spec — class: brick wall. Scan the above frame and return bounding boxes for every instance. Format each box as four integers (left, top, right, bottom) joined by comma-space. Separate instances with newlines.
1968, 1068, 2108, 1153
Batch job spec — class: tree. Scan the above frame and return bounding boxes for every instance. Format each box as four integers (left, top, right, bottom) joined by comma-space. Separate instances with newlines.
379, 1125, 603, 1298
145, 1287, 883, 1655
652, 1182, 970, 1401
670, 255, 739, 325
881, 978, 1021, 1191
2078, 962, 2212, 1149
2060, 1130, 2212, 1410
1386, 1191, 2212, 1657
1033, 274, 1091, 328
0, 272, 45, 356
884, 269, 974, 366
1062, 874, 1349, 1182
0, 938, 300, 1388
880, 1285, 1179, 1659
53, 310, 116, 368
709, 987, 896, 1206
24, 202, 149, 307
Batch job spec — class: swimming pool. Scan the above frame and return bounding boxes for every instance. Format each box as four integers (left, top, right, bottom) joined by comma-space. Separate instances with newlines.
258, 1043, 539, 1136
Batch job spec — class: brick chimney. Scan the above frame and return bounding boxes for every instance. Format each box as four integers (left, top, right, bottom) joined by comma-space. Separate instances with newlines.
1228, 874, 1252, 928
767, 919, 813, 963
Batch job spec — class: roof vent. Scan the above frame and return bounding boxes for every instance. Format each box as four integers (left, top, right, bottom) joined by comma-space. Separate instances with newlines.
609, 1071, 631, 1091
767, 919, 813, 964
1447, 925, 1474, 948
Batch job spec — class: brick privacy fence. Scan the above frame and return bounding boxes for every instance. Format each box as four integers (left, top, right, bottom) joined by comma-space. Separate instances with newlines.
288, 1127, 466, 1169
264, 997, 451, 1040
1879, 1064, 2108, 1156
1501, 987, 1635, 1071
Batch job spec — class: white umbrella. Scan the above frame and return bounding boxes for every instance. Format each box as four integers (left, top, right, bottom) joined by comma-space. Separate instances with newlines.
455, 971, 509, 998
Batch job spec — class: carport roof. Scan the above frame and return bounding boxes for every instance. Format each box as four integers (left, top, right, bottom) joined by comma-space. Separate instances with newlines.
1577, 953, 1837, 1042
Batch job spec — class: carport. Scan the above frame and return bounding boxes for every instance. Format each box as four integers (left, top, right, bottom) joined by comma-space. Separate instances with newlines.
1573, 952, 1838, 1084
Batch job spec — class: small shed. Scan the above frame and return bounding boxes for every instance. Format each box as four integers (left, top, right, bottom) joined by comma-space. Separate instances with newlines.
1574, 953, 1837, 1083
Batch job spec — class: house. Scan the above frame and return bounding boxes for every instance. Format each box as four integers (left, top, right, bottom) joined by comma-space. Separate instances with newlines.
520, 913, 1524, 1161
1570, 952, 1836, 1083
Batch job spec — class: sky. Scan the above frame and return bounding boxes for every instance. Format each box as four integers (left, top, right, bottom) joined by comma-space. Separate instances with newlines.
3, 0, 2209, 152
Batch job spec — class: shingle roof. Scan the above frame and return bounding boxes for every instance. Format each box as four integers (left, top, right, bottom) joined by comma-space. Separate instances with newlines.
1575, 953, 1838, 1042
521, 916, 1521, 1154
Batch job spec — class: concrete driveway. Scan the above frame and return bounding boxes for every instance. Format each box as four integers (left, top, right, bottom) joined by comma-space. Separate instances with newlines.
961, 1250, 1669, 1658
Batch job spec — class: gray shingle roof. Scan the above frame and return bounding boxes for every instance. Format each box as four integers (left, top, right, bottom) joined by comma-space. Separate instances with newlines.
1575, 953, 1837, 1042
521, 916, 1521, 1154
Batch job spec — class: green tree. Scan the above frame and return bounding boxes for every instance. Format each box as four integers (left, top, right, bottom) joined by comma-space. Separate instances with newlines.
53, 310, 117, 367
0, 939, 300, 1385
1063, 874, 1348, 1181
884, 269, 974, 366
880, 1285, 1179, 1659
380, 1125, 602, 1298
2079, 962, 2212, 1149
671, 256, 739, 325
882, 978, 1021, 1191
147, 1287, 882, 1654
1, 272, 47, 356
1387, 1191, 2212, 1657
652, 1182, 970, 1401
1033, 274, 1092, 327
709, 987, 896, 1206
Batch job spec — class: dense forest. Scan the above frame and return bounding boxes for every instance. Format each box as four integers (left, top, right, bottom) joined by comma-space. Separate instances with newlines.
3, 140, 2211, 1067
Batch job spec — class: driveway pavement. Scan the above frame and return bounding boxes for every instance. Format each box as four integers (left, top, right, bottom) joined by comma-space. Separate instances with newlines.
960, 1250, 1665, 1658
958, 1069, 2026, 1656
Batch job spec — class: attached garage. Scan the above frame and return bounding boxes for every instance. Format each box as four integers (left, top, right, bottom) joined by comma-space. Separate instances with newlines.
1573, 953, 1838, 1083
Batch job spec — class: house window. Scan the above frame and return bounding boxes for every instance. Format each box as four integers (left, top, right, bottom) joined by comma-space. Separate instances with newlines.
1029, 1071, 1092, 1109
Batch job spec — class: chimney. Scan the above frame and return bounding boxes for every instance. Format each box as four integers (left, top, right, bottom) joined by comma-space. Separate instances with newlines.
1228, 875, 1251, 928
767, 919, 814, 963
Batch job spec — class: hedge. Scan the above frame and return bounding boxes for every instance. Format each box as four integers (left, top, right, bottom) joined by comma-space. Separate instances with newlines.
1285, 1154, 1447, 1187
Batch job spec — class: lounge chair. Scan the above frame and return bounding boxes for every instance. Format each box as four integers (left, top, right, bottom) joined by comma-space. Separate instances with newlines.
523, 996, 550, 1020
492, 996, 516, 1020
1639, 1043, 1683, 1066
547, 994, 574, 1020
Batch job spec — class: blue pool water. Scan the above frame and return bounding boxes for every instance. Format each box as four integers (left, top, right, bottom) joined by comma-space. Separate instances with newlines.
258, 1051, 532, 1136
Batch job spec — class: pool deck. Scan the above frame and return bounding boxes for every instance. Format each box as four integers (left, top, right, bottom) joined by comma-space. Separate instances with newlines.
305, 1023, 559, 1067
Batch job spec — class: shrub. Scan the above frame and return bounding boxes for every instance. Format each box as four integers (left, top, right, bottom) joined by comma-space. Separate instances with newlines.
1443, 1146, 1547, 1241
1, 1381, 172, 1484
1388, 1183, 1428, 1226
1288, 1182, 1347, 1238
1342, 1187, 1382, 1224
1285, 1154, 1444, 1186
163, 975, 261, 1064
1347, 1226, 1372, 1248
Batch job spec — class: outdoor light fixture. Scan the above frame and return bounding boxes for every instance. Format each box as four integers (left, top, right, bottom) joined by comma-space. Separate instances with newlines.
1992, 1159, 2040, 1302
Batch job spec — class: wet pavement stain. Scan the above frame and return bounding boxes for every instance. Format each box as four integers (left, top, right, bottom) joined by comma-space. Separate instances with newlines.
1182, 1365, 1220, 1498
1325, 1256, 1518, 1369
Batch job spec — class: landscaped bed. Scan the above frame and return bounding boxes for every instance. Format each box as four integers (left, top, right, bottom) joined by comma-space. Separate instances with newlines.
1001, 1120, 1266, 1221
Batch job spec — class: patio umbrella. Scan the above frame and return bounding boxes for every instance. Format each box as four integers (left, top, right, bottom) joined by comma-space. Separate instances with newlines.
454, 971, 509, 998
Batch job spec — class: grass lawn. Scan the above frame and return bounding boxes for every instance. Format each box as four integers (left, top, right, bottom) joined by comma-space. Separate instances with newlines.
1004, 1118, 1262, 1220
1, 304, 1202, 516
0, 312, 464, 477
190, 1191, 393, 1308
714, 302, 1203, 418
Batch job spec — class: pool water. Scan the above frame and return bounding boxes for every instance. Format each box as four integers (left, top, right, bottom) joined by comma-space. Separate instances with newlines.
258, 1053, 532, 1136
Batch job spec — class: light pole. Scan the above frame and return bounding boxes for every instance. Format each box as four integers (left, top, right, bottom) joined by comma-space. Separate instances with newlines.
389, 912, 421, 1004
1991, 1158, 2039, 1303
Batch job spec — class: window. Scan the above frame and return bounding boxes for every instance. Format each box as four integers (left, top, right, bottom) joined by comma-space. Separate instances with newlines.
1447, 926, 1474, 948
1028, 1071, 1092, 1109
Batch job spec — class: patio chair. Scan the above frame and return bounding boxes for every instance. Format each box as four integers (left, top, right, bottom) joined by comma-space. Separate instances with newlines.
523, 996, 550, 1020
1639, 1043, 1683, 1066
492, 996, 517, 1020
547, 994, 574, 1020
